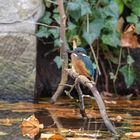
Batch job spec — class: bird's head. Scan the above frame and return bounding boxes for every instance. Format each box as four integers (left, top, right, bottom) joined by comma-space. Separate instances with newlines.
67, 47, 87, 55
73, 47, 87, 55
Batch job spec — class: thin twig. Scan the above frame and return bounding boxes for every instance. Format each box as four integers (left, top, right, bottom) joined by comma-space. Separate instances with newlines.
23, 21, 60, 29
95, 40, 99, 83
90, 44, 101, 75
96, 0, 101, 8
46, 0, 58, 5
86, 14, 89, 33
114, 48, 122, 83
100, 57, 108, 92
59, 84, 73, 88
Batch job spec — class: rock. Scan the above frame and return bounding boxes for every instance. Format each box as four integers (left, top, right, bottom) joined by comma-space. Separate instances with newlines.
0, 0, 44, 23
0, 33, 36, 101
0, 0, 45, 101
0, 0, 45, 33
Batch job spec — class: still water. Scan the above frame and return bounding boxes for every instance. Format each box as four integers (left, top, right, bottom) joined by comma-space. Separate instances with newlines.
0, 97, 140, 140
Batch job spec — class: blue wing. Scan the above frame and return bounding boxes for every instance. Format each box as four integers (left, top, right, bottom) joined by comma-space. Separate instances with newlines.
78, 54, 94, 78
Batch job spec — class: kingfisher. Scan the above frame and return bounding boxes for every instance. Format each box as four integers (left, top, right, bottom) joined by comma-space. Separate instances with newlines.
69, 47, 94, 80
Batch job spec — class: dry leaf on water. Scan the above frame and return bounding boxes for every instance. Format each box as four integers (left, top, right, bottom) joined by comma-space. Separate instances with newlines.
40, 133, 65, 140
21, 127, 39, 139
0, 118, 13, 126
125, 132, 140, 139
111, 115, 123, 122
21, 114, 44, 128
21, 114, 44, 138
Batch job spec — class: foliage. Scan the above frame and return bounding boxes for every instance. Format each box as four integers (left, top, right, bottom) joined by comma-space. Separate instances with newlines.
120, 55, 136, 88
36, 0, 139, 90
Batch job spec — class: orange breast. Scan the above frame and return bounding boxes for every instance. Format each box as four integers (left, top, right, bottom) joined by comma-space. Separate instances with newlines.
71, 53, 91, 79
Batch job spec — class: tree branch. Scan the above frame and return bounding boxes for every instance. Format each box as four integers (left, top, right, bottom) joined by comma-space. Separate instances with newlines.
50, 0, 68, 103
66, 69, 118, 135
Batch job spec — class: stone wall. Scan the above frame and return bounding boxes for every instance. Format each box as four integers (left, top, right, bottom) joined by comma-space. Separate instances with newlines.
0, 0, 45, 101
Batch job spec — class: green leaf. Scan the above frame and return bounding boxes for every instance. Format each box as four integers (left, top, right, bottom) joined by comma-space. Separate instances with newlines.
127, 14, 138, 24
99, 1, 119, 33
109, 72, 116, 80
53, 8, 59, 13
83, 19, 104, 44
115, 0, 124, 15
39, 12, 52, 24
135, 23, 140, 34
67, 2, 81, 21
44, 0, 51, 8
131, 0, 140, 16
127, 55, 134, 65
68, 10, 81, 21
100, 0, 110, 6
49, 28, 59, 39
110, 57, 119, 64
80, 2, 91, 16
120, 65, 136, 88
67, 22, 77, 30
104, 17, 118, 32
101, 32, 120, 47
88, 0, 96, 6
67, 0, 91, 21
67, 2, 80, 11
53, 56, 62, 69
92, 63, 97, 69
102, 1, 119, 18
36, 26, 50, 38
54, 39, 61, 47
122, 0, 131, 8
53, 13, 60, 24
67, 26, 78, 43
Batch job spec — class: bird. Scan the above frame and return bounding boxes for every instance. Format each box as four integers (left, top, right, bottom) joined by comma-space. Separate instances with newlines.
70, 47, 94, 80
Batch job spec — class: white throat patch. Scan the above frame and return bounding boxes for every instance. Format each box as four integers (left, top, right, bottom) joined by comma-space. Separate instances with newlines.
81, 53, 86, 57
73, 53, 78, 57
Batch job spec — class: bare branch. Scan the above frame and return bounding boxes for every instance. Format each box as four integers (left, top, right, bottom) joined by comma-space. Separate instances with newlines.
66, 69, 118, 135
50, 0, 68, 103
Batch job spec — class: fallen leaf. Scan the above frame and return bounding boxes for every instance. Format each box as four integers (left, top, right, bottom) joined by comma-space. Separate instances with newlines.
120, 24, 140, 48
0, 119, 12, 126
21, 126, 39, 139
67, 138, 96, 140
0, 118, 22, 126
104, 100, 117, 104
40, 133, 65, 140
21, 114, 44, 128
125, 132, 140, 139
111, 115, 123, 122
21, 114, 44, 138
124, 24, 135, 33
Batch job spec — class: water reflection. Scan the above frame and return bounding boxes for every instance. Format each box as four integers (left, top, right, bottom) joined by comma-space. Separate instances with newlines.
0, 98, 140, 139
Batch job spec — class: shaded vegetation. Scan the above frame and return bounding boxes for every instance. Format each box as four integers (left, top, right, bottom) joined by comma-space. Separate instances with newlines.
36, 0, 140, 95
